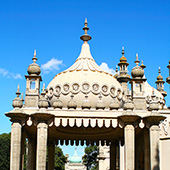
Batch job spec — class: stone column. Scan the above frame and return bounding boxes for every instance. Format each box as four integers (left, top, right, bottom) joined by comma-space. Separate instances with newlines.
48, 141, 55, 170
20, 133, 25, 170
144, 129, 150, 170
27, 139, 36, 170
124, 124, 135, 170
10, 122, 22, 170
119, 141, 124, 170
110, 142, 117, 170
150, 125, 160, 170
36, 122, 48, 170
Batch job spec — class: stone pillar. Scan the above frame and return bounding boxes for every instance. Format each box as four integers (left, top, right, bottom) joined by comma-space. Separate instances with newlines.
10, 122, 22, 170
124, 124, 135, 170
36, 122, 48, 170
119, 141, 124, 170
144, 129, 150, 170
150, 125, 160, 170
48, 141, 55, 170
110, 142, 116, 170
27, 139, 36, 170
20, 133, 25, 170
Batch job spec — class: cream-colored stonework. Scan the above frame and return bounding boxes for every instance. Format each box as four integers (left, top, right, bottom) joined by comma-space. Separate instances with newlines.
5, 19, 170, 170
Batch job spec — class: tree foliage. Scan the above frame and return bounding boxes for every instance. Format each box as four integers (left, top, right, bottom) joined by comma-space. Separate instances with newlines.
83, 145, 98, 170
0, 133, 10, 170
54, 146, 67, 170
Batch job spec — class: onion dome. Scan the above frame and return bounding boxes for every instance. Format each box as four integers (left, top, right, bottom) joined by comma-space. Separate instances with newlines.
131, 54, 144, 78
12, 85, 23, 108
117, 47, 130, 83
82, 95, 91, 109
140, 60, 146, 70
109, 97, 120, 110
46, 19, 122, 109
53, 95, 63, 109
118, 47, 129, 66
67, 94, 77, 109
166, 60, 170, 84
69, 148, 82, 163
38, 84, 48, 108
27, 50, 41, 75
96, 95, 105, 110
156, 67, 164, 81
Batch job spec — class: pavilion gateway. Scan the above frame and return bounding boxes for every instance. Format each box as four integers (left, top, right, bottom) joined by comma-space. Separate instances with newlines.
6, 19, 170, 170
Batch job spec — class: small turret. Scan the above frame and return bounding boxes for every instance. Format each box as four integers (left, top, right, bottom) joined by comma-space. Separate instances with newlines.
155, 67, 167, 97
117, 47, 130, 94
25, 50, 42, 107
130, 54, 147, 110
166, 61, 170, 84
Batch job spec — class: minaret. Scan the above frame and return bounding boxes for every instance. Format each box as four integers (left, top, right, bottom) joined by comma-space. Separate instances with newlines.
155, 67, 167, 97
130, 54, 147, 110
117, 47, 130, 94
25, 50, 42, 107
166, 60, 170, 84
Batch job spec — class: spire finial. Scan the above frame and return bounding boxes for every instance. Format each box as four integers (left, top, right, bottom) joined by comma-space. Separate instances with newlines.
140, 60, 146, 69
158, 67, 161, 75
80, 18, 92, 42
122, 47, 125, 56
116, 65, 118, 72
32, 49, 37, 63
16, 84, 21, 97
135, 53, 140, 66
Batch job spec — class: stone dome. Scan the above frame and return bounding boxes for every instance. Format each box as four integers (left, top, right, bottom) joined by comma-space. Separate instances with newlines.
47, 42, 122, 109
131, 54, 144, 78
27, 50, 41, 75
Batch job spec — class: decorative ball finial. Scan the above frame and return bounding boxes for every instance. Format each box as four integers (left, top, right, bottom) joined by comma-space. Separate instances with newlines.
80, 18, 92, 42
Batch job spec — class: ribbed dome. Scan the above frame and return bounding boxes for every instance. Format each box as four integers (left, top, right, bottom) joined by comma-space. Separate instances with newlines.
47, 42, 122, 109
46, 20, 122, 109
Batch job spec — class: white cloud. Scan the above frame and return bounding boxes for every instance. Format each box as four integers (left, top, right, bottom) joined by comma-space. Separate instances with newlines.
100, 62, 115, 75
41, 58, 63, 73
0, 68, 22, 79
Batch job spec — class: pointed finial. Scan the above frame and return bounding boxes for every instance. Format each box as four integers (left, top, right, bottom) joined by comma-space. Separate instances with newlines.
158, 67, 161, 75
116, 65, 118, 72
32, 49, 38, 63
16, 84, 21, 97
122, 47, 125, 56
21, 92, 24, 101
80, 18, 92, 42
140, 60, 146, 69
135, 53, 140, 66
41, 83, 46, 95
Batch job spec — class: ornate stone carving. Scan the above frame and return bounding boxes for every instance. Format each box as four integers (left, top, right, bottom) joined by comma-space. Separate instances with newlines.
62, 83, 70, 95
72, 83, 80, 94
92, 83, 100, 94
81, 82, 90, 93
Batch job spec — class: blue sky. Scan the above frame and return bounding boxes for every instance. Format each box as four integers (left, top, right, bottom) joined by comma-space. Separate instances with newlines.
0, 0, 170, 156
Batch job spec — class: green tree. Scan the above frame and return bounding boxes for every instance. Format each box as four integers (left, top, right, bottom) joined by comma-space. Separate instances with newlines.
0, 133, 10, 170
83, 145, 98, 170
54, 146, 67, 170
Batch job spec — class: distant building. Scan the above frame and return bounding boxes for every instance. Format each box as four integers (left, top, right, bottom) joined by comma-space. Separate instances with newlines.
65, 148, 86, 170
